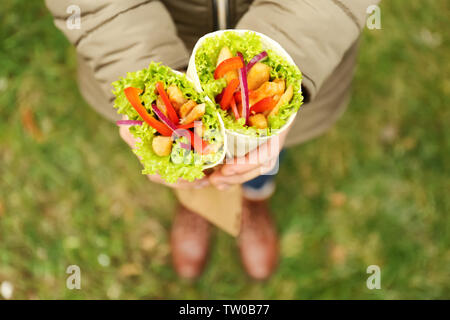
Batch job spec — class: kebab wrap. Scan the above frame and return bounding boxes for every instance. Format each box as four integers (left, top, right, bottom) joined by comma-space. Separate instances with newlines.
112, 63, 226, 183
187, 30, 303, 157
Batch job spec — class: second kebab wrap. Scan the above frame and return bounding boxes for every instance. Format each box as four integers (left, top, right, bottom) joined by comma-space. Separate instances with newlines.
187, 30, 303, 157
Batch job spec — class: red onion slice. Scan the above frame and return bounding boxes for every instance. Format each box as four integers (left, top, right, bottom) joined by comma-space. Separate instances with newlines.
152, 103, 191, 151
237, 52, 250, 125
116, 120, 143, 126
152, 103, 178, 132
246, 51, 268, 72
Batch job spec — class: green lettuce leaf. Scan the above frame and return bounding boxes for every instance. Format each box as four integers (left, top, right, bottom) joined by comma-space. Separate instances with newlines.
195, 31, 303, 136
112, 62, 224, 183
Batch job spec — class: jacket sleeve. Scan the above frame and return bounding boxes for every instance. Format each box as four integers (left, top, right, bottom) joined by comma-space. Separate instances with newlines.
45, 0, 189, 102
236, 0, 380, 101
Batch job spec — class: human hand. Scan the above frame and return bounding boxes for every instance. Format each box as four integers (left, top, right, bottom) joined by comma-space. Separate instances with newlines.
209, 124, 290, 190
119, 124, 210, 189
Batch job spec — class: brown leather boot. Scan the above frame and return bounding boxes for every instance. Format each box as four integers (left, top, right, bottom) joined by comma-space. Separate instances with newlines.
238, 198, 279, 280
170, 205, 211, 279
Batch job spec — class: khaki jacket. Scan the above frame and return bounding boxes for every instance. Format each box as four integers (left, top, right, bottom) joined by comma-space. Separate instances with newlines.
46, 0, 379, 146
46, 0, 379, 235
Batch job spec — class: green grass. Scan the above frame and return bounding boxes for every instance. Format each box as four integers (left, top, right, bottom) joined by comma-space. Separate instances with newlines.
0, 0, 449, 299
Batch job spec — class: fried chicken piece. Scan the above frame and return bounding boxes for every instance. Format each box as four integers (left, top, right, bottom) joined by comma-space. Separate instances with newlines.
180, 103, 205, 125
167, 85, 187, 110
247, 62, 271, 91
152, 136, 172, 156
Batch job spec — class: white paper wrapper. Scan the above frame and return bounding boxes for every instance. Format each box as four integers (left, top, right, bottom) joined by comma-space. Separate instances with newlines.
187, 29, 302, 158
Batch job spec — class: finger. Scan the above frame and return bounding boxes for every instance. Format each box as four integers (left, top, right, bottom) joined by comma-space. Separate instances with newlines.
220, 122, 291, 177
119, 125, 138, 148
210, 157, 277, 187
221, 137, 281, 176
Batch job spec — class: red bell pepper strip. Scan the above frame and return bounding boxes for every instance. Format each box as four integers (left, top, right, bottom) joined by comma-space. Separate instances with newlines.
177, 122, 196, 129
214, 57, 244, 79
124, 87, 172, 136
250, 97, 276, 114
230, 96, 240, 119
220, 78, 240, 110
155, 81, 180, 124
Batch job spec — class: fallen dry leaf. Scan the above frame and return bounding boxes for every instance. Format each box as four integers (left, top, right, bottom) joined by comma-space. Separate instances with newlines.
20, 106, 44, 142
329, 192, 347, 208
329, 244, 348, 265
119, 263, 142, 278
